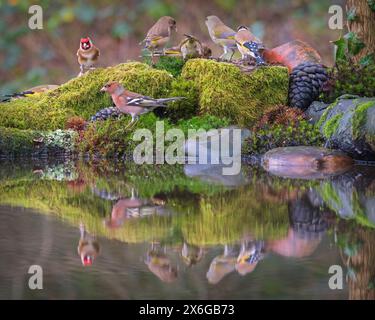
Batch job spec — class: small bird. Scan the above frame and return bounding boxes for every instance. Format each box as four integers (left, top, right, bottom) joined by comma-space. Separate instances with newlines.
179, 34, 203, 60
235, 26, 266, 65
205, 15, 237, 60
235, 240, 264, 276
181, 242, 204, 267
164, 36, 212, 59
206, 245, 238, 284
145, 246, 178, 283
1, 84, 59, 102
77, 37, 100, 77
140, 16, 177, 61
100, 81, 184, 125
77, 223, 100, 266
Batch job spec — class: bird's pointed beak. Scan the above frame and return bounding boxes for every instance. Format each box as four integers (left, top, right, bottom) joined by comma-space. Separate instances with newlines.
100, 86, 106, 92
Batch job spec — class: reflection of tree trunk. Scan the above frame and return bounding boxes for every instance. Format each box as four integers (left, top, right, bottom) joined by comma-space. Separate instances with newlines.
348, 228, 375, 300
346, 0, 375, 63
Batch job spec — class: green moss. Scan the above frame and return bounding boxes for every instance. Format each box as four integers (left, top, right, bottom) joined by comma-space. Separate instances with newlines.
181, 59, 289, 127
0, 127, 38, 156
77, 113, 229, 158
157, 77, 199, 123
149, 56, 185, 78
352, 101, 375, 139
322, 113, 343, 138
243, 120, 324, 155
323, 61, 375, 103
0, 62, 173, 130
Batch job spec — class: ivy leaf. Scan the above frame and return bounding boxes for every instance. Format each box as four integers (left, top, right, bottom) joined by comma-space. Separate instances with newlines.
347, 7, 357, 21
332, 36, 347, 63
344, 32, 366, 56
359, 53, 374, 66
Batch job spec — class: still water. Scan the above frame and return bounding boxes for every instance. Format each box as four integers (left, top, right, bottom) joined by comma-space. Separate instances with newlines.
0, 160, 374, 299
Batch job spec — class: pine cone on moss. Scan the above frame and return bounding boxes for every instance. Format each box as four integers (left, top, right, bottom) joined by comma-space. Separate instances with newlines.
288, 62, 329, 110
90, 107, 123, 122
254, 105, 306, 131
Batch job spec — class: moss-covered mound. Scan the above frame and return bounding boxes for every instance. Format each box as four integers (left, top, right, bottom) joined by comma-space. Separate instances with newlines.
181, 59, 289, 127
0, 62, 173, 130
0, 127, 76, 158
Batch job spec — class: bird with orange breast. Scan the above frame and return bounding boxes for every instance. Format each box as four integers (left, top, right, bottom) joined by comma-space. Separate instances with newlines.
77, 37, 100, 77
235, 26, 266, 65
140, 16, 177, 62
77, 223, 100, 267
100, 81, 183, 126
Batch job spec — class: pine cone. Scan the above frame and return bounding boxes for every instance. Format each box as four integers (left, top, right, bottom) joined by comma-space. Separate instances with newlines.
90, 107, 122, 122
288, 62, 329, 110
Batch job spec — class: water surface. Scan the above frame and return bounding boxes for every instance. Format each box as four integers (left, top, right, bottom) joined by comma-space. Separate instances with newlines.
0, 160, 374, 299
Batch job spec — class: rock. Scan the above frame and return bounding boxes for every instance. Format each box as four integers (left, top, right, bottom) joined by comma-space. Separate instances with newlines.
305, 101, 329, 123
263, 40, 323, 72
181, 59, 289, 126
262, 146, 354, 179
318, 95, 375, 159
315, 167, 375, 227
183, 127, 251, 183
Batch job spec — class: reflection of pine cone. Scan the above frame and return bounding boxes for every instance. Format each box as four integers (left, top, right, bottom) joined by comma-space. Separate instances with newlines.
288, 62, 328, 110
90, 107, 122, 122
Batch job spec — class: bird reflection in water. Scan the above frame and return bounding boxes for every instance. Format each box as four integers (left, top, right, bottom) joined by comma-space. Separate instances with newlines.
236, 239, 265, 276
145, 243, 178, 283
103, 189, 168, 229
181, 242, 204, 267
77, 223, 100, 266
206, 245, 238, 284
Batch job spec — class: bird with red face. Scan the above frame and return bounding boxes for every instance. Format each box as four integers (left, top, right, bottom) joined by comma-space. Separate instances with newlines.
100, 81, 183, 125
77, 223, 100, 267
77, 37, 100, 77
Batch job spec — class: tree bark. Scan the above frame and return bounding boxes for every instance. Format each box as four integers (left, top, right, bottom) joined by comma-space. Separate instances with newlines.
346, 0, 375, 63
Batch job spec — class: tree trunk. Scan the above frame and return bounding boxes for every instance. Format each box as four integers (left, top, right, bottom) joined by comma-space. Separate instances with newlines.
346, 0, 375, 63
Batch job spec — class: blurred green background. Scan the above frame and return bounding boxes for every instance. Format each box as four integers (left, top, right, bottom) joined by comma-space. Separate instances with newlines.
0, 0, 343, 94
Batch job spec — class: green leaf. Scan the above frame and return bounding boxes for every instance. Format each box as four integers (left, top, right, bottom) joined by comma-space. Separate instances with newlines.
347, 7, 357, 21
332, 37, 347, 63
344, 32, 365, 56
359, 53, 375, 66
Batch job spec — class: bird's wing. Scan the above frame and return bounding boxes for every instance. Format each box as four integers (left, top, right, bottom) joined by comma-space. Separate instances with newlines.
146, 23, 169, 39
213, 25, 236, 40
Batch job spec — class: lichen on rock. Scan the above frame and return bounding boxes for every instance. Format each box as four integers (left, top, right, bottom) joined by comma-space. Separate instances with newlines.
318, 95, 375, 159
181, 58, 289, 127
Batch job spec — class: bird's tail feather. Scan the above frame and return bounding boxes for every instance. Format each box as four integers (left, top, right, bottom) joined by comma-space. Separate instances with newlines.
156, 97, 185, 104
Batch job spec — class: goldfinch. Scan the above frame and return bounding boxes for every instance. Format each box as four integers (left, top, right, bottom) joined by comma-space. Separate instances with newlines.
77, 223, 100, 267
77, 37, 100, 77
235, 26, 266, 65
140, 16, 177, 61
1, 84, 59, 102
100, 81, 183, 124
205, 15, 237, 60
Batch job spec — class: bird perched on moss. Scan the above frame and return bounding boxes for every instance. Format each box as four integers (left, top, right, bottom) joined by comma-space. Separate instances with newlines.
140, 16, 177, 62
205, 15, 237, 60
164, 35, 212, 60
235, 26, 266, 65
180, 34, 203, 60
77, 37, 100, 77
100, 81, 184, 125
1, 84, 59, 102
